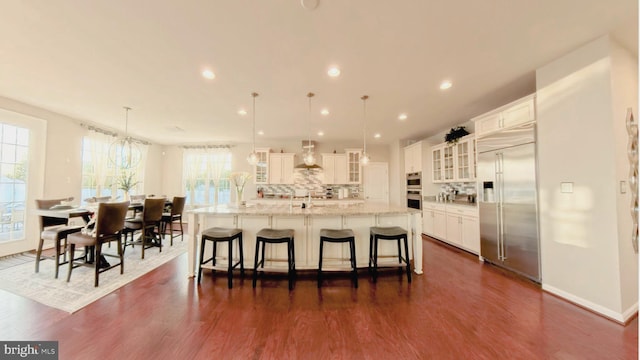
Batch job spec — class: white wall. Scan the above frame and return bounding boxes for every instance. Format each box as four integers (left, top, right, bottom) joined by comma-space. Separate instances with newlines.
536, 35, 638, 322
609, 40, 639, 315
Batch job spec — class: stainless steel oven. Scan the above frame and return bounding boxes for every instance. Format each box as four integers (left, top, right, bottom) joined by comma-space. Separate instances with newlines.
407, 190, 422, 210
406, 172, 422, 189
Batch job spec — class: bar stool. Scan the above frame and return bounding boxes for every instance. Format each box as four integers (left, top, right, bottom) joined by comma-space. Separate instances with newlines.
369, 226, 412, 283
253, 228, 295, 290
198, 227, 244, 289
318, 228, 358, 288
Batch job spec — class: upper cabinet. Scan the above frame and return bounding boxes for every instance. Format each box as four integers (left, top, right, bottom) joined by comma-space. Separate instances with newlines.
253, 148, 270, 185
431, 135, 475, 183
404, 141, 423, 174
345, 149, 362, 184
321, 153, 348, 184
473, 94, 536, 137
268, 153, 295, 184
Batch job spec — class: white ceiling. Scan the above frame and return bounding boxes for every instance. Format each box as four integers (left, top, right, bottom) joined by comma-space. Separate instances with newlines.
0, 0, 637, 145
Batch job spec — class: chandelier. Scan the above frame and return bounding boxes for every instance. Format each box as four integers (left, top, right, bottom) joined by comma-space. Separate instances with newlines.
109, 106, 141, 169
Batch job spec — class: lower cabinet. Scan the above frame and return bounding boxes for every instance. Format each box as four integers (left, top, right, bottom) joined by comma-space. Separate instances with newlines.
423, 203, 479, 254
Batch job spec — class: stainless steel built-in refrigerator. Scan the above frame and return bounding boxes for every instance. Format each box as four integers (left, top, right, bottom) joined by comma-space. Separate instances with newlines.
477, 122, 540, 282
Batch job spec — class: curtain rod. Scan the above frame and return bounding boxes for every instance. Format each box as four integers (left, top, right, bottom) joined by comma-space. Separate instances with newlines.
181, 144, 234, 149
80, 123, 152, 145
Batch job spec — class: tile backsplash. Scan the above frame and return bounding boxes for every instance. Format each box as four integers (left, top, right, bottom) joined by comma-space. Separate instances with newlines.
439, 182, 478, 195
257, 168, 361, 198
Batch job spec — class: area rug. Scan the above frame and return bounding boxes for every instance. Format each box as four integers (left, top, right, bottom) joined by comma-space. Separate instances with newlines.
0, 240, 186, 313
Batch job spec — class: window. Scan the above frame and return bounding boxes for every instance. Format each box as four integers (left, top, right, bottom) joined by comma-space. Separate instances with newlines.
81, 132, 147, 203
0, 124, 29, 242
183, 148, 232, 206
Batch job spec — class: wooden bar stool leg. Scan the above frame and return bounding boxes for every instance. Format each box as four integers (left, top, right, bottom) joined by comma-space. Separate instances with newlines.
239, 234, 245, 277
373, 236, 379, 283
350, 238, 358, 288
318, 239, 324, 288
252, 240, 261, 288
404, 235, 412, 283
198, 236, 207, 284
227, 238, 233, 289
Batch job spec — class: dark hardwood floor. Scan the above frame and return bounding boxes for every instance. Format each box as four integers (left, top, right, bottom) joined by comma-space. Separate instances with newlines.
0, 236, 637, 359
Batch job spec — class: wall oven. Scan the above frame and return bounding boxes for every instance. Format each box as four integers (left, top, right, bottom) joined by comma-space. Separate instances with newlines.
407, 190, 422, 210
406, 172, 422, 189
406, 172, 422, 209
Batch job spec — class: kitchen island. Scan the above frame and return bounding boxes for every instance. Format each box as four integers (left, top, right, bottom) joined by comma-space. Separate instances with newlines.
186, 203, 422, 277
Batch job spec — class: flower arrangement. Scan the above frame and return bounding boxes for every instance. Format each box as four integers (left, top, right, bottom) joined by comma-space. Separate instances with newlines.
117, 171, 140, 192
230, 172, 251, 204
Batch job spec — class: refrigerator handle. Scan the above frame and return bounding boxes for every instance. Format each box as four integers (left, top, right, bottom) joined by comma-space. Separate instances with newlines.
496, 152, 506, 261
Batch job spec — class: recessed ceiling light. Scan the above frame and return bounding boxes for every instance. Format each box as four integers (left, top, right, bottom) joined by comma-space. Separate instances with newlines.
398, 113, 408, 121
258, 130, 264, 135
202, 69, 215, 79
374, 133, 381, 139
317, 131, 324, 136
320, 109, 329, 116
237, 109, 247, 116
327, 67, 341, 77
440, 80, 452, 90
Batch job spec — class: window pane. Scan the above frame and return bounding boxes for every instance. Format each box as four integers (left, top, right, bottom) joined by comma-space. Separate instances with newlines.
0, 123, 29, 242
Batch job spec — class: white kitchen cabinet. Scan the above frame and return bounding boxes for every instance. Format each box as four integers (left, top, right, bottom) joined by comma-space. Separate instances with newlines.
431, 135, 475, 183
422, 202, 479, 254
346, 149, 362, 184
455, 138, 475, 181
253, 148, 270, 185
321, 153, 348, 184
422, 202, 446, 238
431, 145, 443, 182
474, 94, 535, 138
433, 211, 447, 239
404, 141, 423, 174
444, 205, 480, 254
268, 153, 295, 184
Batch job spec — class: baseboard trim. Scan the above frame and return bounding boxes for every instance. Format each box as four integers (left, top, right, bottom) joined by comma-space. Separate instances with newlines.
542, 283, 638, 325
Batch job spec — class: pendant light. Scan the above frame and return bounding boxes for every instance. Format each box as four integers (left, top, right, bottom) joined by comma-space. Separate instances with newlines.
360, 95, 371, 165
247, 92, 259, 165
303, 92, 316, 166
109, 106, 141, 169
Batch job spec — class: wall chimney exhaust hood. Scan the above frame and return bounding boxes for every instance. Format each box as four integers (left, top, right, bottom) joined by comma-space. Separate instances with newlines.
295, 140, 322, 169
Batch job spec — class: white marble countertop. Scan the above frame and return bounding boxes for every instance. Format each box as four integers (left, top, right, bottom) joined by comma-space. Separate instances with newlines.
188, 203, 419, 216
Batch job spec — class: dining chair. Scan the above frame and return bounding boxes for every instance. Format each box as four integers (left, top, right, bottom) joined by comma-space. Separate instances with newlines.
35, 197, 83, 278
66, 201, 129, 287
123, 197, 165, 259
161, 196, 185, 246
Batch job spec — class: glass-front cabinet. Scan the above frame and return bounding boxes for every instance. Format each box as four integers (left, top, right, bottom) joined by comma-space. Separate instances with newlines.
346, 149, 362, 184
443, 145, 454, 181
431, 135, 476, 183
253, 148, 270, 184
432, 145, 443, 182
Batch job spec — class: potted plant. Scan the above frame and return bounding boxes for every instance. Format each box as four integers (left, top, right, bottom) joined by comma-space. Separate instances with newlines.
445, 126, 470, 144
117, 171, 139, 201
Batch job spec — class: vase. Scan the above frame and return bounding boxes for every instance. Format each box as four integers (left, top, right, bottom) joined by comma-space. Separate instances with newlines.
123, 191, 130, 202
235, 188, 244, 207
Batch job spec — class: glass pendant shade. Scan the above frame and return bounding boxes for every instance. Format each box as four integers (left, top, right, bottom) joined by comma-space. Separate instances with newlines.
303, 151, 316, 166
303, 92, 316, 165
247, 92, 259, 165
109, 107, 141, 169
360, 152, 370, 166
247, 151, 259, 166
360, 95, 371, 166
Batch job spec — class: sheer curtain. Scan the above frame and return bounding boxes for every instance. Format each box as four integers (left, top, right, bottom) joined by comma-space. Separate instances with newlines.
183, 147, 230, 206
86, 130, 113, 197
